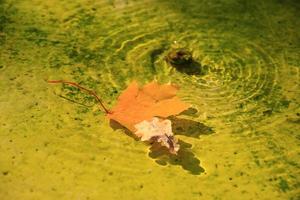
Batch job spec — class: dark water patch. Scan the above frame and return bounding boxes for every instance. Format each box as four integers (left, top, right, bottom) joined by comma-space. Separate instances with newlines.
76, 11, 95, 27
64, 43, 104, 66
263, 109, 273, 116
65, 45, 93, 62
47, 53, 71, 68
23, 27, 50, 46
0, 1, 14, 45
278, 178, 290, 193
0, 14, 10, 32
24, 27, 47, 37
2, 171, 9, 176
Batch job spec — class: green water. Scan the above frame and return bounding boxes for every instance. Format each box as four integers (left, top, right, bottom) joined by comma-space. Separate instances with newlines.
0, 0, 299, 199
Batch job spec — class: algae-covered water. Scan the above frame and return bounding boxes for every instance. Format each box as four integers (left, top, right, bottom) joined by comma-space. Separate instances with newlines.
0, 0, 299, 199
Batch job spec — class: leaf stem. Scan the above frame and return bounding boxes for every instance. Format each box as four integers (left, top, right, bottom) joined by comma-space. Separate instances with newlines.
47, 80, 111, 114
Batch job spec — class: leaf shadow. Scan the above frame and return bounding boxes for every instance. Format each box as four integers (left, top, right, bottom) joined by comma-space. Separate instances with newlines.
148, 140, 205, 175
170, 116, 215, 138
149, 116, 214, 175
110, 116, 214, 175
109, 119, 139, 141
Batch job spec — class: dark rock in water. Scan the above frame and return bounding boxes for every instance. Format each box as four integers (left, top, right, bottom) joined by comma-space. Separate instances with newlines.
165, 48, 203, 75
165, 48, 193, 66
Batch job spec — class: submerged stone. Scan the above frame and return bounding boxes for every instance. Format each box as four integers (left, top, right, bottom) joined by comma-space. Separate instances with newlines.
165, 48, 193, 66
165, 48, 203, 75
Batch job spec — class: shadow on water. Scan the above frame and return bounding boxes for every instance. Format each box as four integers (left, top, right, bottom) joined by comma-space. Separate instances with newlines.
55, 88, 213, 175
171, 60, 207, 76
110, 120, 139, 140
148, 140, 204, 175
110, 115, 214, 175
171, 116, 214, 138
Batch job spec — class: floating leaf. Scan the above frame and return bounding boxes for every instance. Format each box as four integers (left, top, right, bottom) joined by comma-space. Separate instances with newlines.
107, 81, 190, 132
48, 80, 189, 154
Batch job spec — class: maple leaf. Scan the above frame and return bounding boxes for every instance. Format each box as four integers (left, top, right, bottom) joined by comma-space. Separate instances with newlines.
107, 81, 190, 132
48, 80, 189, 154
107, 81, 189, 154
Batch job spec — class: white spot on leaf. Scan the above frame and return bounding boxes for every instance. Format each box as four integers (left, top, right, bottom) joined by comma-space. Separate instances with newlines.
134, 117, 180, 154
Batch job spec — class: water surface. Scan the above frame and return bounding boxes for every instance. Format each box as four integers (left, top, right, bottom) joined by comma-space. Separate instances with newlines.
0, 0, 299, 199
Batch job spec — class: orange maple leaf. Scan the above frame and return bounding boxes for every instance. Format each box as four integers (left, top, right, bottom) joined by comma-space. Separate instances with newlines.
48, 80, 189, 154
107, 81, 190, 132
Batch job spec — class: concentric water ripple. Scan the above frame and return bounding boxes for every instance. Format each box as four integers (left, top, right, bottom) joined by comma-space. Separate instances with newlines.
79, 3, 292, 130
52, 1, 299, 170
35, 0, 299, 154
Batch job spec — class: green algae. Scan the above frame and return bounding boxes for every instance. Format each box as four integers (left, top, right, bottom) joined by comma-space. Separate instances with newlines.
0, 0, 299, 199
